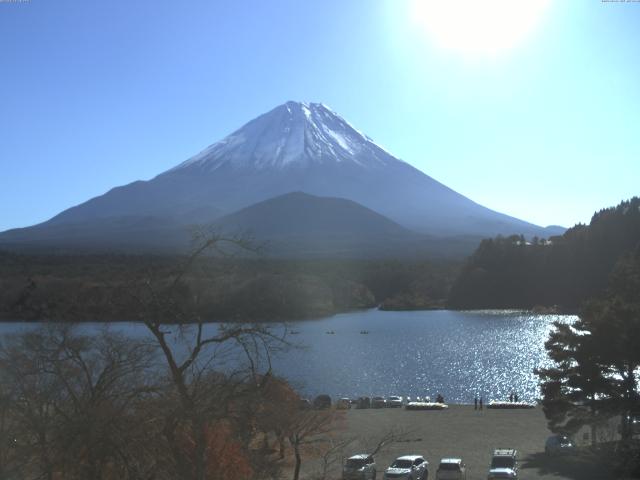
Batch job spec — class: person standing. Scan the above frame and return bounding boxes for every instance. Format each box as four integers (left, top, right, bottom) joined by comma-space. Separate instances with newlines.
509, 391, 514, 402
479, 397, 483, 410
474, 396, 478, 410
514, 393, 519, 403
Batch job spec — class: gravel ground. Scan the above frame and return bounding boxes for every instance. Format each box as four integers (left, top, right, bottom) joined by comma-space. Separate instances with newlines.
328, 406, 616, 480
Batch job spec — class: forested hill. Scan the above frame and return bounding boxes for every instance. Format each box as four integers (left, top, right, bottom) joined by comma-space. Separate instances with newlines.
448, 197, 640, 310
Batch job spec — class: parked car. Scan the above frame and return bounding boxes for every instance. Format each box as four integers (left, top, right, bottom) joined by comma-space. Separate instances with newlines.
372, 396, 387, 408
487, 449, 518, 480
544, 435, 575, 456
337, 398, 352, 409
436, 458, 466, 480
620, 412, 640, 436
313, 394, 332, 409
343, 454, 376, 480
356, 397, 371, 409
630, 413, 640, 435
298, 398, 311, 410
384, 455, 428, 480
387, 396, 404, 408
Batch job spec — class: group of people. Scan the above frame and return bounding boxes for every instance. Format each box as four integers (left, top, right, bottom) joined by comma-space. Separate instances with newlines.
472, 391, 520, 409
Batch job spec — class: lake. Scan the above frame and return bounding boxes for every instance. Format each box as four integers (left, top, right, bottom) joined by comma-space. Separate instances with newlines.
0, 309, 575, 404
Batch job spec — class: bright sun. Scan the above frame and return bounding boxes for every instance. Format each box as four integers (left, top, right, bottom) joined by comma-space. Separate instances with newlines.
411, 0, 551, 56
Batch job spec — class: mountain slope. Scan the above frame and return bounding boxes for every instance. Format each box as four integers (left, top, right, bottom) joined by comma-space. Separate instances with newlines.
0, 215, 191, 253
0, 101, 563, 254
216, 192, 413, 238
213, 192, 426, 257
211, 191, 485, 258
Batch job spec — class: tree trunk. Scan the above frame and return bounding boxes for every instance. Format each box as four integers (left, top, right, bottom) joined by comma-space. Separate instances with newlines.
589, 402, 597, 446
620, 363, 638, 442
278, 434, 286, 459
194, 420, 207, 480
291, 436, 302, 480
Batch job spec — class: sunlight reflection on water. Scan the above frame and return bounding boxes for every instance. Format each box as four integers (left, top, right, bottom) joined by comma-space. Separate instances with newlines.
274, 309, 576, 403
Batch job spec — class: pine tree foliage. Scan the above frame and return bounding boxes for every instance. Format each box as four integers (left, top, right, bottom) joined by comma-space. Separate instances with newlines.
536, 246, 640, 442
450, 197, 640, 309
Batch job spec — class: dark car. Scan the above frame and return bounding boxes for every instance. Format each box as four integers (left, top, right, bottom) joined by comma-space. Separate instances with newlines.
621, 413, 640, 436
545, 435, 576, 455
356, 397, 371, 409
314, 394, 332, 409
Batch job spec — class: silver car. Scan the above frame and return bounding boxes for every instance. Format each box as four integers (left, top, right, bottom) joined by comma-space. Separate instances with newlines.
487, 449, 518, 479
436, 458, 466, 480
384, 455, 428, 480
344, 454, 377, 480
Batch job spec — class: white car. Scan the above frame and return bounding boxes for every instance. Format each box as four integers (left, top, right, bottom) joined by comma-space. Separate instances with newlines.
487, 449, 518, 479
343, 454, 377, 480
384, 455, 428, 480
387, 396, 404, 408
436, 458, 466, 480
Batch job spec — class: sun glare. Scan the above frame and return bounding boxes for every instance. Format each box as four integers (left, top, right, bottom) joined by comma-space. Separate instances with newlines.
411, 0, 551, 57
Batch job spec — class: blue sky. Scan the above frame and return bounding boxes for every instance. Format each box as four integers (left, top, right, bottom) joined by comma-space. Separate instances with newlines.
1, 0, 639, 231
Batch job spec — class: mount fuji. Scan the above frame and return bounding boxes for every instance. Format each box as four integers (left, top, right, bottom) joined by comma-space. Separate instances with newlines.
0, 101, 563, 255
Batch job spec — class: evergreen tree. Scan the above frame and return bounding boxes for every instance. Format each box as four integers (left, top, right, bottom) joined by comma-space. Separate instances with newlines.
450, 197, 640, 309
536, 246, 640, 442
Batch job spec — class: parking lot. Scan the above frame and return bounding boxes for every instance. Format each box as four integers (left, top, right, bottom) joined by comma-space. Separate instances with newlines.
334, 406, 616, 480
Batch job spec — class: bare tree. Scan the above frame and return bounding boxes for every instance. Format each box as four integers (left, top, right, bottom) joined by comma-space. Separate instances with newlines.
285, 409, 343, 480
129, 233, 289, 480
363, 426, 417, 457
297, 420, 416, 480
310, 436, 356, 480
0, 325, 159, 480
0, 233, 309, 480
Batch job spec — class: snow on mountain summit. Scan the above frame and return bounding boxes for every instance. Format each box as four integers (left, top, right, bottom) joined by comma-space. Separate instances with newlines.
169, 101, 401, 173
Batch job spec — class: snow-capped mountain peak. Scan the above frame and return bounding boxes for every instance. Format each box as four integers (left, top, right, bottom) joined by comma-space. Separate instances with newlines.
4, 100, 561, 249
169, 101, 400, 173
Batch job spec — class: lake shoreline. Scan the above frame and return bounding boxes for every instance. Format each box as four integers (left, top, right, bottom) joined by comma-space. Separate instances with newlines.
0, 306, 580, 324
